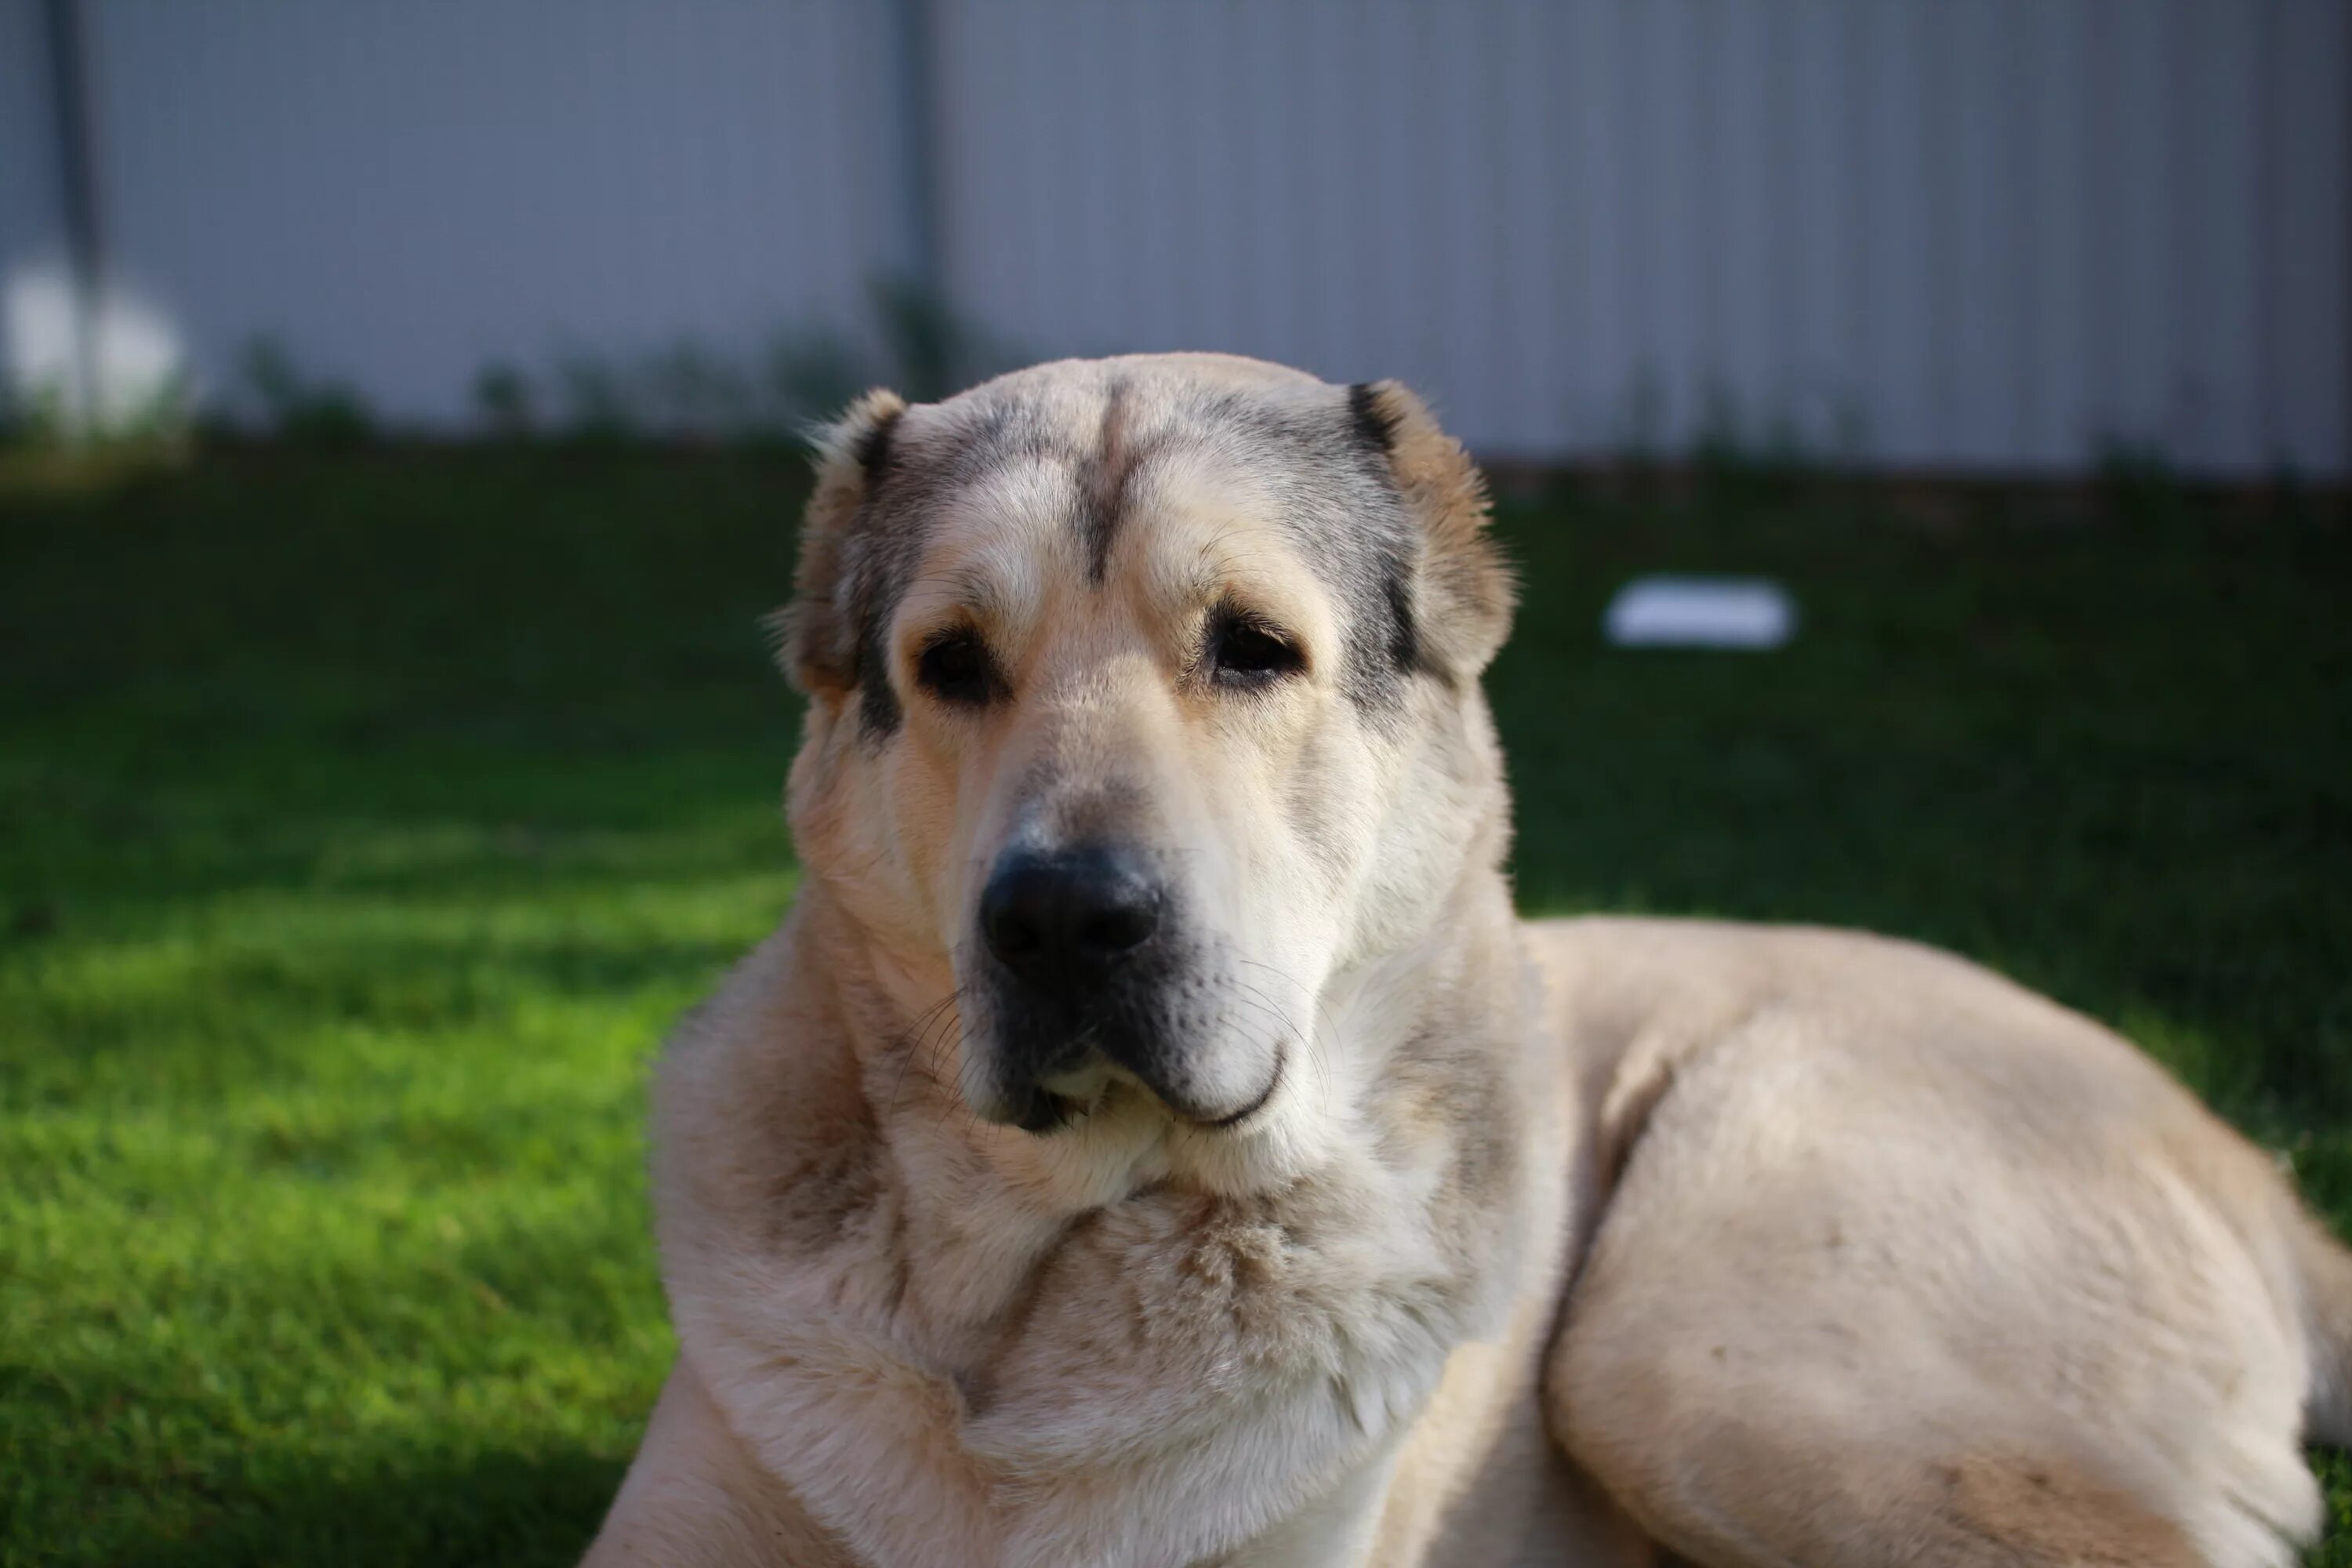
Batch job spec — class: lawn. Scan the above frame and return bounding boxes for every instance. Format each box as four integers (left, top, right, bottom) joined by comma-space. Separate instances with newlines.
2, 448, 2347, 1565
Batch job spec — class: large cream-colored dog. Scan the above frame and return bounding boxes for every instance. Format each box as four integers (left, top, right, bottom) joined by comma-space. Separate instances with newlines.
583, 354, 2350, 1567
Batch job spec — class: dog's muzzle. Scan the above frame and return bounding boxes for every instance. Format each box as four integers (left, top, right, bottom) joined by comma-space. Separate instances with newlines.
973, 840, 1200, 1130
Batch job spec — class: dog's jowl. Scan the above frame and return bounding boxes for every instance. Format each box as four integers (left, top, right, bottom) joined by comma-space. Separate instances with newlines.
583, 354, 2349, 1568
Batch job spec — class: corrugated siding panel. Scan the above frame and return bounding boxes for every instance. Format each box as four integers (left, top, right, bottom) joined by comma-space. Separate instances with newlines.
2266, 0, 2352, 472
0, 0, 2341, 470
928, 0, 2347, 474
0, 0, 56, 266
0, 0, 64, 409
76, 0, 907, 423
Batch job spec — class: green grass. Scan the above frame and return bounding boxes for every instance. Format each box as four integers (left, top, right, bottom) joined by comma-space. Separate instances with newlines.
2, 451, 2347, 1564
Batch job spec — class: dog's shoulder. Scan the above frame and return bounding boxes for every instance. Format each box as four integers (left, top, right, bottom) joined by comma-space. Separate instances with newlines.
653, 916, 891, 1265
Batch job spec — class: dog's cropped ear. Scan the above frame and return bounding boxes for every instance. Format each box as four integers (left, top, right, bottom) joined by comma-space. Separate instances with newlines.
777, 389, 907, 699
1348, 379, 1516, 675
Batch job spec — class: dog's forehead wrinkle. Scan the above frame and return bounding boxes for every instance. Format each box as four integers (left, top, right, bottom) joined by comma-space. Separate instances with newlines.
1080, 377, 1145, 584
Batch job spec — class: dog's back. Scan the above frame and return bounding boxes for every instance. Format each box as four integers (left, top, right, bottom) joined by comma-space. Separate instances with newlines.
1530, 916, 2349, 1568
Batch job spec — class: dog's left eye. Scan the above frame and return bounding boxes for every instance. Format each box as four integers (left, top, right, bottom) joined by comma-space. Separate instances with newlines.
1208, 612, 1305, 686
916, 630, 997, 706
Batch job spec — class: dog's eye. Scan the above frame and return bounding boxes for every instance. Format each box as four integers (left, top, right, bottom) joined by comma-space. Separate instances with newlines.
916, 630, 997, 706
1208, 612, 1304, 686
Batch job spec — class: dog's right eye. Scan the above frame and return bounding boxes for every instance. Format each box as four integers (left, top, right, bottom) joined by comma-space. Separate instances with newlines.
1207, 608, 1305, 688
916, 631, 997, 706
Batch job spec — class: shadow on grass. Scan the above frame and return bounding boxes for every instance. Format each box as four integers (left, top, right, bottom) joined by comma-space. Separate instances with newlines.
103, 1446, 623, 1568
5, 1189, 669, 1566
1484, 496, 2352, 1132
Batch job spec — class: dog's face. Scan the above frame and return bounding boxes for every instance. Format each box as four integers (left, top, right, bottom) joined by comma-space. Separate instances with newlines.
782, 355, 1512, 1149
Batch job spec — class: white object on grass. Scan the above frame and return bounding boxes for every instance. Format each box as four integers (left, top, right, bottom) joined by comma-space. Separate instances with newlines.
1602, 575, 1798, 650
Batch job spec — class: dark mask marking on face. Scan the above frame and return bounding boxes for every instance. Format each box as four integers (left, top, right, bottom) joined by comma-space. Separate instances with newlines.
855, 402, 904, 482
840, 403, 1004, 742
1080, 379, 1141, 585
855, 631, 902, 736
1384, 571, 1427, 679
1346, 380, 1399, 456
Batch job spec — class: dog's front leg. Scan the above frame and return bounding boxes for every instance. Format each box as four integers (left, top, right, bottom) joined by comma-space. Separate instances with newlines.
581, 1358, 861, 1567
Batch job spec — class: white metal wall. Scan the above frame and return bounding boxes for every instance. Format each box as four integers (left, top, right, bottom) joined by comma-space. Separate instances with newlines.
1, 0, 68, 408
3, 0, 2346, 474
0, 2, 50, 269
36, 0, 916, 423
938, 0, 2350, 473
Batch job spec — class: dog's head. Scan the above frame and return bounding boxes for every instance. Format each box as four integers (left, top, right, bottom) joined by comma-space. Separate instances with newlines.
780, 354, 1513, 1149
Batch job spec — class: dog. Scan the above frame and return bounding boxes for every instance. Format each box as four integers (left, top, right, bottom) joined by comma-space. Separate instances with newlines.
581, 353, 2350, 1566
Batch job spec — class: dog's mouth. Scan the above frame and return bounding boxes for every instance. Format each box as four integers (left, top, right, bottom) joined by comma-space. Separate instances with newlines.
1010, 1044, 1286, 1136
1182, 1047, 1283, 1130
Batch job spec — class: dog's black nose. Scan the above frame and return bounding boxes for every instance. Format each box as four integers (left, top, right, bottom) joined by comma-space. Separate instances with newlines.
981, 844, 1163, 982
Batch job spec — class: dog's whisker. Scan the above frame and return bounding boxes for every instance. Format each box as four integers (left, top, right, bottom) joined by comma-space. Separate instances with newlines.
887, 989, 966, 1120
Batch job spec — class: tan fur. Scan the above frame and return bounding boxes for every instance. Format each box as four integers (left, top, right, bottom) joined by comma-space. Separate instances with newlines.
583, 354, 2352, 1567
1536, 919, 2337, 1567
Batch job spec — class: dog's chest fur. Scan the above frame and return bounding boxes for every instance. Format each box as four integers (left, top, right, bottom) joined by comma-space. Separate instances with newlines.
652, 902, 1556, 1568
